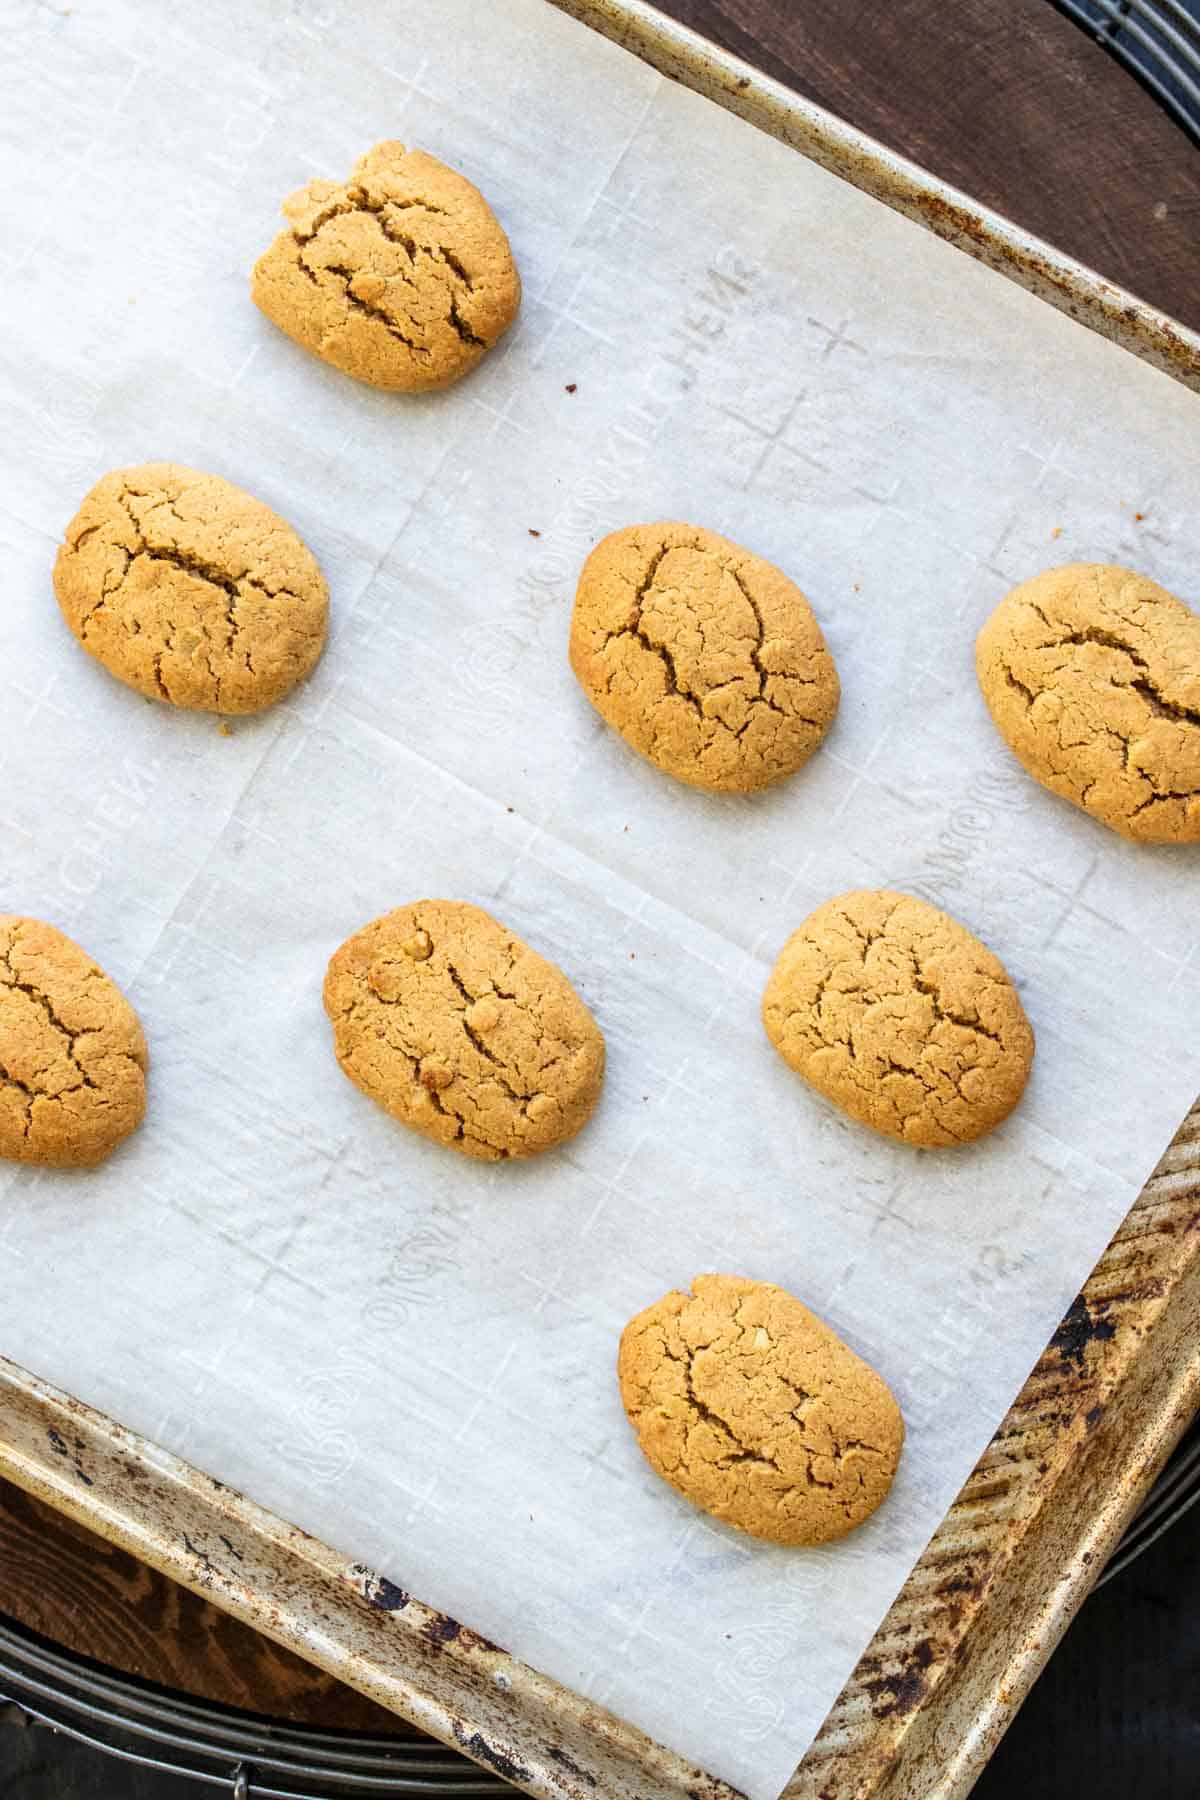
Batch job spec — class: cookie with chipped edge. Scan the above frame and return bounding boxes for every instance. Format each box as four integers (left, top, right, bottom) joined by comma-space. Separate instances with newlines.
251, 140, 521, 391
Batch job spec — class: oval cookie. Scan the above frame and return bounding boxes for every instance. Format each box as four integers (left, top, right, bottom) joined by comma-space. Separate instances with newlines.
251, 140, 521, 392
0, 916, 148, 1168
618, 1273, 903, 1546
54, 463, 328, 715
762, 889, 1034, 1147
569, 522, 839, 792
976, 562, 1200, 843
324, 901, 604, 1161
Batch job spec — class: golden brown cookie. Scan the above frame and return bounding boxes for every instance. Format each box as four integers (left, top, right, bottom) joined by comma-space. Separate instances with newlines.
976, 563, 1200, 843
324, 901, 604, 1161
569, 522, 839, 793
251, 140, 521, 391
762, 890, 1034, 1147
0, 917, 148, 1168
54, 463, 328, 715
618, 1273, 903, 1546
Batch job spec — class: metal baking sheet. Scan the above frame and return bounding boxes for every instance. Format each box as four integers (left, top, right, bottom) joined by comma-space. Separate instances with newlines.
1, 0, 1199, 1795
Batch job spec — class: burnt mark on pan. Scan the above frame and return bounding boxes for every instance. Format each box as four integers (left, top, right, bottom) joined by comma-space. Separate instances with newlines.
453, 1725, 530, 1784
934, 1567, 984, 1601
1051, 1294, 1116, 1371
422, 1612, 505, 1654
862, 1639, 935, 1717
368, 1575, 411, 1611
350, 1565, 411, 1611
1104, 1276, 1167, 1305
424, 1614, 462, 1647
47, 1426, 94, 1487
181, 1531, 218, 1582
548, 1743, 598, 1786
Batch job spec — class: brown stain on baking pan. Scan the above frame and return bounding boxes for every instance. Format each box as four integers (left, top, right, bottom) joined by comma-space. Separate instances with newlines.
933, 1568, 984, 1600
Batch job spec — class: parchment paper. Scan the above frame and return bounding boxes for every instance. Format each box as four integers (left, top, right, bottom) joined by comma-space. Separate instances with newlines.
1, 1, 1198, 1792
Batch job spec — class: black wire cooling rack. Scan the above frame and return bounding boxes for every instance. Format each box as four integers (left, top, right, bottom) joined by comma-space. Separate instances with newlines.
1049, 0, 1200, 141
1094, 1417, 1200, 1588
0, 1616, 507, 1798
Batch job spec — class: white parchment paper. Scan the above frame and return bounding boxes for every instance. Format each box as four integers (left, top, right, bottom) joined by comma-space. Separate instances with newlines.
1, 1, 1198, 1792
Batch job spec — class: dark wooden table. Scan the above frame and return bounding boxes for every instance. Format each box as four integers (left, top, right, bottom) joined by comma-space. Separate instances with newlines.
3, 3, 1197, 1795
669, 0, 1199, 332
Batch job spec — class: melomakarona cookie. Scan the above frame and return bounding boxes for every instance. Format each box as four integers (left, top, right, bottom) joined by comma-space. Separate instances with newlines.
324, 901, 603, 1161
618, 1273, 903, 1545
252, 140, 521, 391
762, 889, 1033, 1147
569, 521, 839, 792
976, 562, 1200, 843
0, 916, 148, 1168
54, 463, 328, 714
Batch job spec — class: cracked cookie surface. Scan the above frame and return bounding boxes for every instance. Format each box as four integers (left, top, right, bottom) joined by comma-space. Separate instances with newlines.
54, 463, 328, 714
324, 901, 604, 1162
569, 522, 839, 792
763, 890, 1034, 1148
618, 1273, 903, 1545
976, 562, 1200, 843
251, 140, 521, 391
0, 917, 148, 1168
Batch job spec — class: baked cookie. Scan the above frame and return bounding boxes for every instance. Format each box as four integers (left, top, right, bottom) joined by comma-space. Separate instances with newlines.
762, 890, 1033, 1147
251, 140, 521, 391
569, 522, 839, 792
976, 563, 1200, 843
324, 901, 603, 1161
618, 1273, 903, 1546
54, 464, 328, 714
0, 917, 148, 1168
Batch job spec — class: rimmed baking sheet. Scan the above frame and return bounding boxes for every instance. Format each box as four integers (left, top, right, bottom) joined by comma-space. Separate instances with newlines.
1, 1, 1198, 1795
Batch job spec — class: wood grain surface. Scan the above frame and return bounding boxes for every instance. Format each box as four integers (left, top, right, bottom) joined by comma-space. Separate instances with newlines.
0, 1476, 406, 1733
1, 0, 1197, 1746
